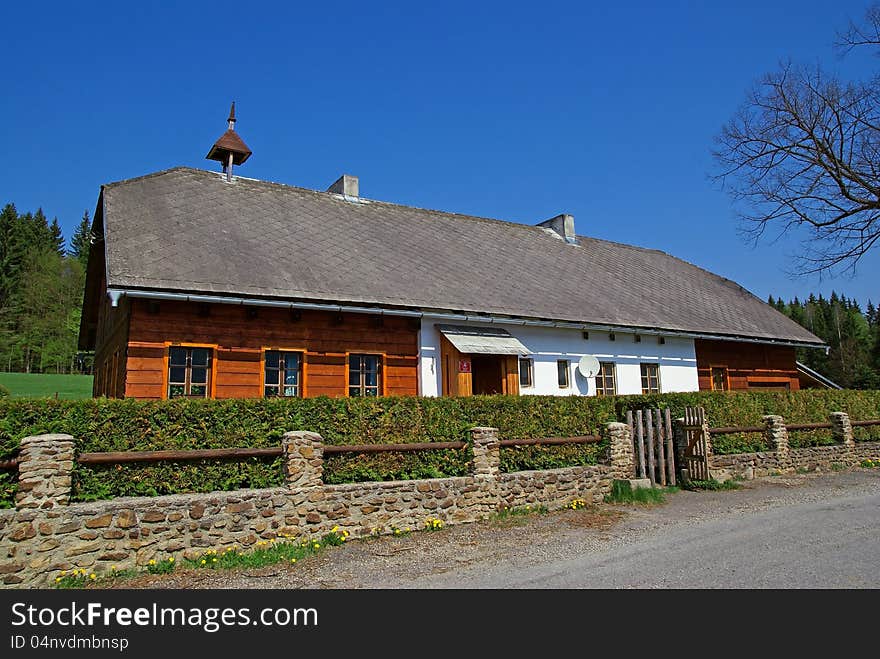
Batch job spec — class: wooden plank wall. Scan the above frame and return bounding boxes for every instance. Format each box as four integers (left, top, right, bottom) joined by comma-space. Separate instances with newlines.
123, 299, 419, 400
500, 356, 519, 396
694, 339, 799, 391
92, 290, 130, 399
439, 335, 472, 397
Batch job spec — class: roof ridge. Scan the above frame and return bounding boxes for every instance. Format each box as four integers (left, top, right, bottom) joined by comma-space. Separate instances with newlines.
120, 166, 557, 237
102, 166, 195, 189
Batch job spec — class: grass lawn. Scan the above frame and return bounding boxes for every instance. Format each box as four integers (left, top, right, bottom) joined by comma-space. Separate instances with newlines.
0, 372, 93, 399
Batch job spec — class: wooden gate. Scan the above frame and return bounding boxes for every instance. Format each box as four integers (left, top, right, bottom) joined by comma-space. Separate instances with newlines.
681, 406, 709, 481
626, 408, 675, 486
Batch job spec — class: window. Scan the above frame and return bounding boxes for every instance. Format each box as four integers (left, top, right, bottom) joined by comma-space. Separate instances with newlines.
557, 360, 570, 388
711, 366, 728, 391
595, 362, 617, 396
519, 358, 533, 388
264, 350, 303, 397
168, 346, 212, 398
747, 380, 790, 390
349, 354, 381, 397
640, 363, 660, 394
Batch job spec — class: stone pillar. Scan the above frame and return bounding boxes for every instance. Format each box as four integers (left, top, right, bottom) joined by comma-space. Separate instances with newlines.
604, 422, 634, 479
470, 427, 500, 479
762, 415, 792, 473
281, 431, 324, 490
14, 434, 75, 509
830, 412, 855, 447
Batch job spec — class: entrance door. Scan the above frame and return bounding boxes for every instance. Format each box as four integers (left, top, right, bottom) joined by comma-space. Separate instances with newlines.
472, 355, 504, 394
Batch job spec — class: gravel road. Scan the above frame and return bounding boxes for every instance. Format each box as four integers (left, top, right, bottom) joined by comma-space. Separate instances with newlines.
112, 468, 880, 589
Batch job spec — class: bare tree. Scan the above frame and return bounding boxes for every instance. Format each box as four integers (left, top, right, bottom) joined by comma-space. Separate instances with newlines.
712, 5, 880, 275
836, 4, 880, 52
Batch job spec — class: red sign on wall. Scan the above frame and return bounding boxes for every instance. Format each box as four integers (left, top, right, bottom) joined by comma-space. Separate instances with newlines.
458, 359, 471, 373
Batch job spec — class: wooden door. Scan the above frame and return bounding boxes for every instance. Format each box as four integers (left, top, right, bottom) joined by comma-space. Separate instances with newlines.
439, 336, 472, 397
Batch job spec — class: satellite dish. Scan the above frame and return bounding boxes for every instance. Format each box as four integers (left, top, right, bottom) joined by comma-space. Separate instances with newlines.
577, 355, 600, 378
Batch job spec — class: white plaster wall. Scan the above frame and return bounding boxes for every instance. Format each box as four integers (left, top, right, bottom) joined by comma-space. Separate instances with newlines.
418, 319, 699, 397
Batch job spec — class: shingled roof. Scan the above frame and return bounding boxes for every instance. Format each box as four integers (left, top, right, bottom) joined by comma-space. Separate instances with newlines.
96, 166, 822, 346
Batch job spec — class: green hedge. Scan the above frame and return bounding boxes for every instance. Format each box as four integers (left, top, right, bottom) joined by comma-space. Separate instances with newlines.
615, 390, 880, 453
0, 395, 616, 503
1, 390, 878, 506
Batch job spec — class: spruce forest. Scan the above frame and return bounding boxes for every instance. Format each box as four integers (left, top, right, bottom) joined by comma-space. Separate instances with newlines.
0, 200, 877, 387
0, 204, 91, 374
768, 294, 880, 389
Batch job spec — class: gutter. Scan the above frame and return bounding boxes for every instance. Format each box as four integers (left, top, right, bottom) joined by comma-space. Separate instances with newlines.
106, 288, 826, 350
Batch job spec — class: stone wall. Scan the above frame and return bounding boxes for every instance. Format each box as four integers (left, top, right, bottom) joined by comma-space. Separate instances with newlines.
0, 424, 634, 588
702, 412, 880, 481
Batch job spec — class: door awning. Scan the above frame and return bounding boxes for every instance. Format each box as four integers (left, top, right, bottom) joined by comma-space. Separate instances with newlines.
437, 325, 530, 355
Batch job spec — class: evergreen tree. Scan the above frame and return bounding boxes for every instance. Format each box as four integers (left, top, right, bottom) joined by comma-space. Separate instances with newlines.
773, 292, 879, 389
49, 218, 64, 255
68, 211, 92, 269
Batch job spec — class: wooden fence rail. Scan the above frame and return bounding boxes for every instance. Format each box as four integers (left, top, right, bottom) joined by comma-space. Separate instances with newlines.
8, 417, 880, 470
707, 426, 763, 435
498, 435, 601, 448
706, 419, 880, 435
0, 457, 19, 470
72, 435, 602, 466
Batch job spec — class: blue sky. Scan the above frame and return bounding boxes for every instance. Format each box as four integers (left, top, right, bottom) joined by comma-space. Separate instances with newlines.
3, 0, 878, 309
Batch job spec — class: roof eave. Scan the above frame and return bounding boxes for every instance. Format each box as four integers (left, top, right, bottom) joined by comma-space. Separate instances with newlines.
104, 285, 826, 350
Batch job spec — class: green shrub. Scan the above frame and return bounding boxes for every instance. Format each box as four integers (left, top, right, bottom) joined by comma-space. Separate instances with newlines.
0, 395, 616, 503
616, 390, 880, 453
681, 478, 741, 491
605, 480, 674, 504
0, 384, 9, 398
0, 389, 877, 506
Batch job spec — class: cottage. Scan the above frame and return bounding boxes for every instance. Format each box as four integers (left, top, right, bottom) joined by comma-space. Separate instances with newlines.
78, 107, 825, 399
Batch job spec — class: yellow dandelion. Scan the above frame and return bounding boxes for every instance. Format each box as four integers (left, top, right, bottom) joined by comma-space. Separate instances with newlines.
313, 543, 320, 549
331, 525, 339, 532
290, 558, 297, 564
60, 570, 67, 576
200, 559, 206, 565
148, 559, 156, 565
168, 557, 174, 562
55, 577, 61, 583
89, 574, 96, 580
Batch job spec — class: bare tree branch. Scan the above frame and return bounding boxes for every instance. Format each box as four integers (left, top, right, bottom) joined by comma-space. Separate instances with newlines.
713, 6, 880, 276
835, 4, 880, 54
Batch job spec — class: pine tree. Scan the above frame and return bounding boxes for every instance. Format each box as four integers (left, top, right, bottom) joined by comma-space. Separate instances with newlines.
68, 211, 92, 270
49, 218, 64, 255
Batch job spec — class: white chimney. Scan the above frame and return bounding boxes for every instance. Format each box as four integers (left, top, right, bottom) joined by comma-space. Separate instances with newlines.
537, 214, 576, 244
327, 174, 359, 198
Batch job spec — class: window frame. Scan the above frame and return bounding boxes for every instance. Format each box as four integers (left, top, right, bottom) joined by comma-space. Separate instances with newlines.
262, 348, 305, 398
164, 343, 216, 400
710, 365, 729, 392
557, 359, 570, 388
640, 362, 661, 394
346, 352, 384, 397
518, 358, 534, 388
595, 361, 617, 396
